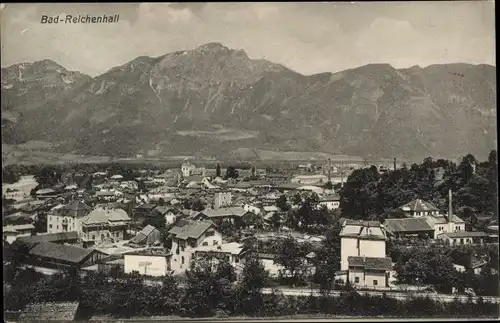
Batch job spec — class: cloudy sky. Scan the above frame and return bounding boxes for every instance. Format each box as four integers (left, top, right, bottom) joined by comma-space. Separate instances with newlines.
0, 2, 495, 77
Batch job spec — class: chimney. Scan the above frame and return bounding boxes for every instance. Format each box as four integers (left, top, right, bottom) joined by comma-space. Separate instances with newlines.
393, 157, 397, 171
448, 189, 453, 222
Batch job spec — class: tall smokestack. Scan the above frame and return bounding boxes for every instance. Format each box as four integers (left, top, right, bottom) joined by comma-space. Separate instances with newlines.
448, 189, 453, 222
393, 157, 397, 171
327, 158, 331, 182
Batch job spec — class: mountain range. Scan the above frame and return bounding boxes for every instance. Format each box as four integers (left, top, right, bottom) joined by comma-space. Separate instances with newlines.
1, 42, 497, 162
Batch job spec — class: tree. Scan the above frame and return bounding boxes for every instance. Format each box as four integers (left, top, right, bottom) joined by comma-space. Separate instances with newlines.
324, 181, 333, 190
274, 237, 308, 285
251, 166, 256, 177
225, 166, 239, 180
143, 213, 166, 230
236, 252, 269, 315
276, 194, 290, 212
216, 163, 221, 178
315, 221, 342, 293
182, 253, 236, 317
158, 198, 165, 206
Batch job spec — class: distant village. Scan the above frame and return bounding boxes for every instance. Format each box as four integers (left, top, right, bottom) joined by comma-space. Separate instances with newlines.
2, 156, 499, 319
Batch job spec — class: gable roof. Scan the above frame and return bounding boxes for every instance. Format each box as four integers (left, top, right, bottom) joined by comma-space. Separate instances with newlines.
19, 302, 80, 321
384, 218, 434, 233
168, 220, 214, 240
28, 242, 100, 264
348, 256, 392, 271
400, 199, 439, 212
17, 231, 79, 246
82, 207, 130, 226
201, 207, 249, 218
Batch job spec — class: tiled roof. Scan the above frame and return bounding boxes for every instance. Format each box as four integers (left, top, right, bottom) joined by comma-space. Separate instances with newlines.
425, 214, 465, 225
320, 195, 341, 202
348, 256, 392, 271
400, 199, 439, 212
3, 223, 35, 232
202, 207, 249, 218
19, 302, 80, 321
384, 218, 433, 233
168, 220, 214, 240
28, 242, 98, 264
82, 207, 130, 225
17, 231, 79, 245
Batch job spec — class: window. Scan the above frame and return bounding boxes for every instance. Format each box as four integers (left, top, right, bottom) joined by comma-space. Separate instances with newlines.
181, 256, 185, 264
49, 224, 52, 229
92, 235, 95, 240
354, 277, 360, 283
213, 240, 219, 245
373, 280, 378, 286
202, 242, 208, 246
206, 231, 215, 237
56, 225, 59, 230
460, 238, 464, 245
235, 256, 239, 263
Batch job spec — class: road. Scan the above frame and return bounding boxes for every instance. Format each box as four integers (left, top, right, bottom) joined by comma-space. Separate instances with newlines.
261, 287, 500, 304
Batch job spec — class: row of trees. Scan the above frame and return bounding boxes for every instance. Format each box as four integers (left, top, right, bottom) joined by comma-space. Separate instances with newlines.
339, 151, 498, 224
4, 256, 498, 319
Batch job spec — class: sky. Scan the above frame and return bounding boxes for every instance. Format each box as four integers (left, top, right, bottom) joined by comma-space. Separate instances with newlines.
0, 2, 495, 77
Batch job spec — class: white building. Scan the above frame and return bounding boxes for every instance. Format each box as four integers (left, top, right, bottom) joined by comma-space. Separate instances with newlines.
80, 207, 131, 246
339, 220, 387, 271
47, 201, 92, 235
181, 161, 206, 178
124, 249, 172, 277
193, 242, 246, 273
318, 195, 341, 211
291, 175, 329, 185
214, 191, 232, 209
168, 220, 222, 273
3, 224, 35, 243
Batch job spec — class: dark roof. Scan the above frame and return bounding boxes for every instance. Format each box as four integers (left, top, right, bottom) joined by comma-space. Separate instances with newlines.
28, 242, 100, 265
348, 256, 392, 271
17, 231, 79, 246
400, 199, 439, 212
343, 219, 381, 227
136, 203, 157, 210
384, 218, 434, 233
19, 302, 80, 321
168, 220, 214, 240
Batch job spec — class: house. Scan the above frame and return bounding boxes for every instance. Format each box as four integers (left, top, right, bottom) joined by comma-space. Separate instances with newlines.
168, 220, 222, 273
291, 174, 328, 185
95, 191, 118, 202
80, 207, 131, 246
155, 206, 180, 224
35, 188, 59, 200
400, 199, 440, 217
193, 242, 247, 272
18, 302, 81, 321
128, 225, 162, 246
339, 220, 386, 271
181, 161, 206, 178
47, 201, 92, 234
134, 203, 158, 218
242, 203, 262, 215
23, 241, 107, 268
214, 191, 232, 209
124, 248, 172, 277
318, 195, 341, 211
257, 253, 286, 278
347, 256, 393, 289
2, 224, 35, 243
437, 231, 489, 246
196, 207, 252, 226
383, 218, 434, 239
265, 173, 290, 184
